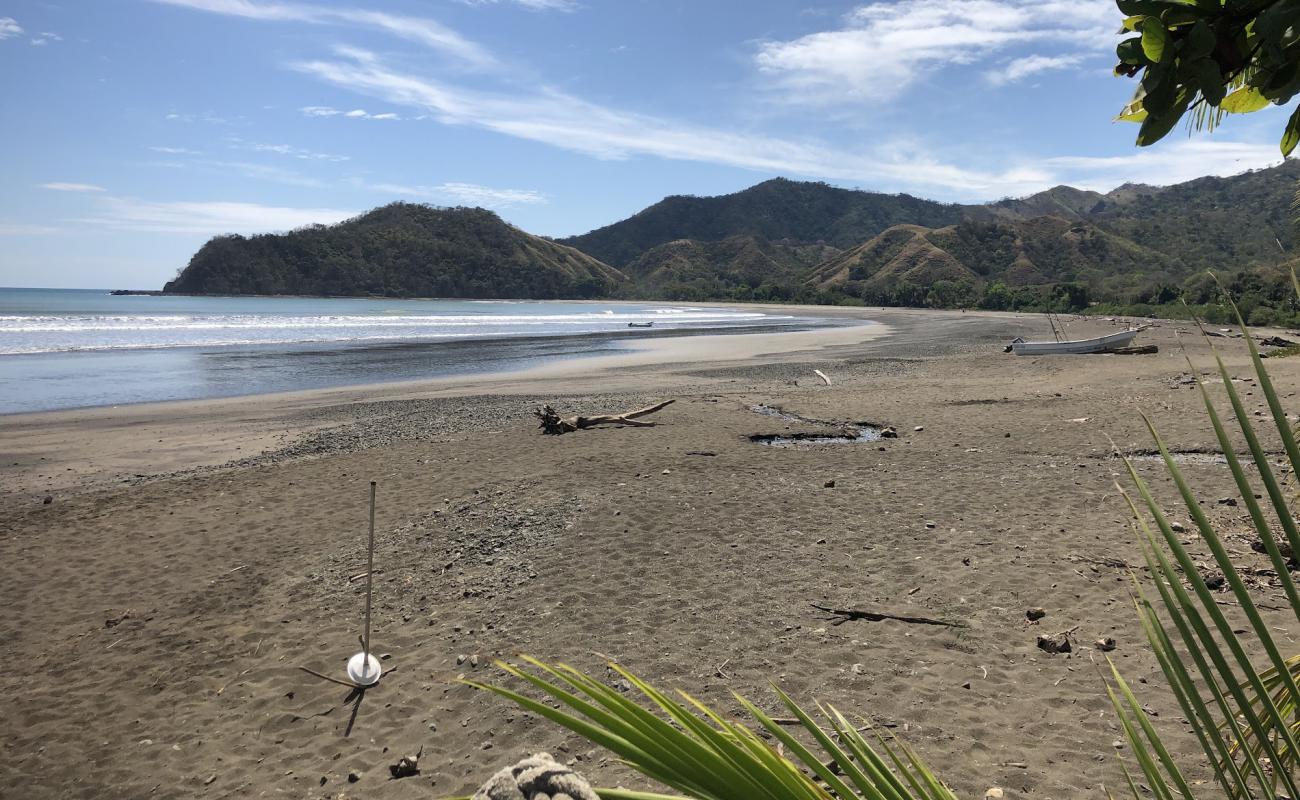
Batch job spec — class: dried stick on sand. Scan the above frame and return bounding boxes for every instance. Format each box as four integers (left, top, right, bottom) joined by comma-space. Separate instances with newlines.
534, 399, 675, 435
811, 602, 966, 628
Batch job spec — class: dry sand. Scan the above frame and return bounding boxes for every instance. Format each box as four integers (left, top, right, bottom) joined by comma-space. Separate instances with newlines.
2, 306, 1298, 799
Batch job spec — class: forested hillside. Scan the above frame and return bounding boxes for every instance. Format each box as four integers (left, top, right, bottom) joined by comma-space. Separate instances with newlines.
165, 203, 626, 299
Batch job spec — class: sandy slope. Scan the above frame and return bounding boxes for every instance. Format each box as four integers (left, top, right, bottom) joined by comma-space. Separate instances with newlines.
2, 307, 1297, 799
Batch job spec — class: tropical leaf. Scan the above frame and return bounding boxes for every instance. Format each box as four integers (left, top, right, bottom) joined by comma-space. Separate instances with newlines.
1110, 274, 1300, 798
461, 657, 953, 800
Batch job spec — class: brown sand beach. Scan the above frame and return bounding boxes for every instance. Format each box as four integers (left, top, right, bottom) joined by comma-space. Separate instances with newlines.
3, 306, 1298, 798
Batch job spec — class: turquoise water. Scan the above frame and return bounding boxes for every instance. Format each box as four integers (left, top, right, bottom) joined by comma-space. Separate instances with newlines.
0, 289, 830, 413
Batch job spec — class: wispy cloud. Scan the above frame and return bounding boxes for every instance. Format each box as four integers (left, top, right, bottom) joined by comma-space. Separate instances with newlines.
0, 222, 60, 235
165, 111, 229, 124
0, 17, 22, 40
148, 0, 496, 68
1042, 140, 1285, 193
30, 31, 61, 46
985, 53, 1085, 86
290, 49, 1283, 200
290, 48, 1057, 197
81, 197, 356, 234
41, 182, 108, 193
456, 0, 579, 11
300, 105, 400, 120
150, 145, 203, 155
364, 181, 547, 207
227, 137, 351, 161
755, 0, 1117, 103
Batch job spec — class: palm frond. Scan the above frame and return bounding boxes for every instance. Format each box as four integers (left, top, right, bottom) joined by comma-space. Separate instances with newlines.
463, 657, 952, 800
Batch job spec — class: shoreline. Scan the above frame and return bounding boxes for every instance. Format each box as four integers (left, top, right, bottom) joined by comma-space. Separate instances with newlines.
0, 294, 847, 415
0, 306, 899, 497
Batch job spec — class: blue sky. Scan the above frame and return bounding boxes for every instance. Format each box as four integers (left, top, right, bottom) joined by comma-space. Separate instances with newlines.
0, 0, 1291, 288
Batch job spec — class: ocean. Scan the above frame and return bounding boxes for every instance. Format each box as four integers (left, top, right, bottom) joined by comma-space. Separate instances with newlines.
0, 288, 829, 414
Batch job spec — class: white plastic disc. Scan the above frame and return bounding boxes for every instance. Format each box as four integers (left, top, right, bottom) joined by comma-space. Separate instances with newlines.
347, 652, 382, 687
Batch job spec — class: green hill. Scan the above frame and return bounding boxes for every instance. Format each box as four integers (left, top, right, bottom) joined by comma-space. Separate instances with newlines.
561, 178, 969, 267
808, 217, 1181, 301
164, 203, 626, 299
623, 235, 840, 300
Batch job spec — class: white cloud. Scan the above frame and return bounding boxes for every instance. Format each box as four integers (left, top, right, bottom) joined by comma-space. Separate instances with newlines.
365, 181, 547, 207
30, 31, 61, 46
0, 223, 60, 235
150, 146, 203, 155
300, 105, 400, 120
289, 49, 1285, 201
0, 17, 22, 40
165, 111, 229, 124
81, 197, 356, 234
985, 53, 1084, 86
291, 48, 1054, 196
1042, 140, 1285, 192
755, 0, 1117, 103
229, 138, 351, 161
148, 0, 496, 68
457, 0, 578, 11
40, 182, 108, 193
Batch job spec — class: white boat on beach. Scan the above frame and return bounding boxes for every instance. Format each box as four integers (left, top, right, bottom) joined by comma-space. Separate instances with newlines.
1008, 326, 1145, 355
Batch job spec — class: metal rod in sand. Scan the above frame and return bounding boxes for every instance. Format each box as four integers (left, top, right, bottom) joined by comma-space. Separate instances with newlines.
363, 480, 376, 662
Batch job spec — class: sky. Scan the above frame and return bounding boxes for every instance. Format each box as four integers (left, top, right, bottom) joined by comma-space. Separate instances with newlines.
0, 0, 1292, 289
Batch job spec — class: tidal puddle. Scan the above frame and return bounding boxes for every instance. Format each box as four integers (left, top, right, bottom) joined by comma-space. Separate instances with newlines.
748, 404, 885, 446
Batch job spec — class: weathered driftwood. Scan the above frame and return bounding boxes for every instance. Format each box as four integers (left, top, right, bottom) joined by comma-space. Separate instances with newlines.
534, 399, 675, 435
811, 602, 966, 628
1105, 344, 1159, 355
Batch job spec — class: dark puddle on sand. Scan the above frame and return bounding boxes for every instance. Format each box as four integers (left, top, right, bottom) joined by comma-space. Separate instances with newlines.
748, 404, 884, 447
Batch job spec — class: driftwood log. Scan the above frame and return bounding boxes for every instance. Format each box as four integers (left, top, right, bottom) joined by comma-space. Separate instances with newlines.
1105, 344, 1159, 355
534, 399, 675, 435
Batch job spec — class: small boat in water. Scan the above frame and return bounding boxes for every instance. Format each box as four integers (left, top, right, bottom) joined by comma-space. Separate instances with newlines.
1007, 326, 1145, 355
627, 321, 654, 328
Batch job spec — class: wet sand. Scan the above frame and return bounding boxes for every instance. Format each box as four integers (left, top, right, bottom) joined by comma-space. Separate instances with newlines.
3, 306, 1297, 799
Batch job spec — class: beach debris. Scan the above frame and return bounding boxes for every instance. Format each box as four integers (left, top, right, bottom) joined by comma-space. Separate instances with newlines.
913, 425, 925, 432
534, 399, 675, 435
1171, 521, 1187, 533
348, 770, 362, 783
1107, 344, 1159, 354
824, 479, 836, 488
811, 602, 966, 628
1217, 496, 1238, 506
813, 369, 832, 386
105, 610, 132, 628
880, 426, 898, 438
685, 450, 716, 456
472, 753, 599, 800
1259, 335, 1296, 347
1026, 607, 1046, 622
388, 746, 422, 779
985, 788, 1005, 799
1036, 625, 1079, 654
1095, 637, 1117, 652
1203, 572, 1226, 591
42, 495, 52, 505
